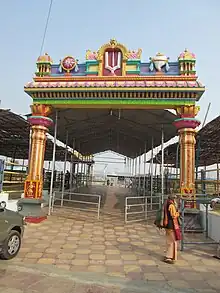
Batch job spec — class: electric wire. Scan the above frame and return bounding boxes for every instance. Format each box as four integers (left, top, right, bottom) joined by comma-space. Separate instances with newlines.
39, 0, 54, 56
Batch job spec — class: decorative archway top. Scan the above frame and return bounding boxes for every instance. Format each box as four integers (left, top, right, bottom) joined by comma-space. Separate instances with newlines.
97, 39, 129, 61
27, 39, 205, 103
33, 40, 201, 78
86, 39, 142, 61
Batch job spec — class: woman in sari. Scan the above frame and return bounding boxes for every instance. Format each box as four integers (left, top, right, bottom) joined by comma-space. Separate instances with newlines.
163, 194, 181, 264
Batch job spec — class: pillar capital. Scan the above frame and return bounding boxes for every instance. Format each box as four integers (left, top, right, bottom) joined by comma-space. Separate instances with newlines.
176, 105, 200, 118
28, 104, 53, 128
28, 116, 53, 128
173, 117, 200, 130
31, 104, 52, 117
174, 105, 200, 132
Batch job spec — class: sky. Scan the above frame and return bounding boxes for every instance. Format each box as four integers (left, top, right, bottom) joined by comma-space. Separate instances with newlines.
0, 0, 219, 175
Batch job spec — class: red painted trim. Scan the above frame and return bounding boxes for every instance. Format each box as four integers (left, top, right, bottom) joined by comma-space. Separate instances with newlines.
185, 202, 194, 208
25, 216, 47, 224
34, 76, 198, 83
173, 119, 200, 130
28, 116, 53, 128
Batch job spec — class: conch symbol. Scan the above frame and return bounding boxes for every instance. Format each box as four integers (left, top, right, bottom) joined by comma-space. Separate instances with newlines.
149, 53, 170, 72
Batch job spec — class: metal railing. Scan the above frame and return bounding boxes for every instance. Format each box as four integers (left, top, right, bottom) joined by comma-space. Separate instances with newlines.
180, 195, 217, 251
51, 191, 101, 219
146, 194, 166, 218
125, 196, 146, 223
125, 194, 167, 224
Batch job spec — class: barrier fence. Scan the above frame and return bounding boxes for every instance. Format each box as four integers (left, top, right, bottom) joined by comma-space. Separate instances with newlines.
50, 191, 101, 219
125, 196, 146, 223
125, 194, 166, 223
196, 168, 220, 195
180, 195, 217, 251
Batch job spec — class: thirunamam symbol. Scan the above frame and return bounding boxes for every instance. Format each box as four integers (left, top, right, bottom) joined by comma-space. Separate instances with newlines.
104, 51, 121, 75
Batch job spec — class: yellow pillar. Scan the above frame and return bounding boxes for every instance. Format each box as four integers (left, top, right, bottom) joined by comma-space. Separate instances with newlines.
174, 106, 200, 207
18, 104, 53, 223
179, 128, 196, 194
24, 125, 49, 199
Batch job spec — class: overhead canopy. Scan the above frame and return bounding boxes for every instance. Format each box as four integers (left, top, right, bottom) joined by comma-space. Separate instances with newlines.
150, 115, 220, 167
0, 109, 74, 161
197, 115, 220, 165
49, 108, 177, 158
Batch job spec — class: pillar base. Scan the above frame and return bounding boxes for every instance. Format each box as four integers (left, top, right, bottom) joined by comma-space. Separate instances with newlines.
184, 208, 202, 232
17, 198, 47, 224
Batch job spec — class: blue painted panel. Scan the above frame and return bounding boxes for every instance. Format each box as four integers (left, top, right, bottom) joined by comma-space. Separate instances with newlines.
140, 62, 179, 75
51, 64, 87, 76
50, 62, 180, 76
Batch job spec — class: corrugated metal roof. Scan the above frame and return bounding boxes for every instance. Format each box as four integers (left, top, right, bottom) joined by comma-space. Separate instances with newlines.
0, 109, 75, 161
150, 115, 220, 167
49, 108, 177, 158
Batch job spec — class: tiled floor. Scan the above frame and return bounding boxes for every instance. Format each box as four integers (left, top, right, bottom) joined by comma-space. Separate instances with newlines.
5, 208, 219, 292
2, 186, 220, 292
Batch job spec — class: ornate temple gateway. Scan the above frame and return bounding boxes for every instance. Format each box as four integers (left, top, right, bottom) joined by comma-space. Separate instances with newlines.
22, 39, 205, 222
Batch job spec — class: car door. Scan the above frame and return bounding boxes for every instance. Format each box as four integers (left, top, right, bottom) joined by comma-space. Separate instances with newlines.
0, 209, 9, 242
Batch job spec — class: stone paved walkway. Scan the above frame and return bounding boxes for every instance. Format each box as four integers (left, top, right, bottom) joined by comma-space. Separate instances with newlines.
0, 261, 204, 293
1, 186, 220, 292
1, 208, 219, 292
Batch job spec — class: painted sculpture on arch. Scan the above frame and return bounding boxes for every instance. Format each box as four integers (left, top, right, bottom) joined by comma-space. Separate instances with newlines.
22, 40, 205, 222
86, 50, 98, 60
59, 56, 79, 73
149, 53, 170, 72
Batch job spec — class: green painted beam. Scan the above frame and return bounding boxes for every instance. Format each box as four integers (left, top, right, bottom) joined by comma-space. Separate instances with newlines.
127, 60, 141, 65
126, 70, 140, 74
85, 61, 99, 65
32, 98, 196, 106
85, 71, 98, 75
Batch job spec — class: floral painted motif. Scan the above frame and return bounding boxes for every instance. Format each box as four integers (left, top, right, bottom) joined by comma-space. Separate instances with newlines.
86, 50, 98, 60
63, 57, 75, 69
59, 56, 79, 73
126, 49, 142, 59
